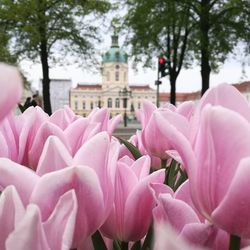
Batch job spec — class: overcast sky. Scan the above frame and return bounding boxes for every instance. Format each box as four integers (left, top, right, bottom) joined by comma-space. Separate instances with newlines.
21, 33, 250, 94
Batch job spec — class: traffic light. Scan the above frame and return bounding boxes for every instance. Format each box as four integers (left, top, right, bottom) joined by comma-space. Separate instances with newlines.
158, 57, 168, 78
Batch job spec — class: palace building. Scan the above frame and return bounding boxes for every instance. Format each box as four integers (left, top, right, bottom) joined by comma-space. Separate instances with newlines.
70, 33, 156, 119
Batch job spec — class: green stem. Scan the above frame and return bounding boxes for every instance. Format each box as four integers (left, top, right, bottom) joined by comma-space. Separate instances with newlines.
121, 241, 129, 250
161, 159, 167, 169
229, 234, 241, 250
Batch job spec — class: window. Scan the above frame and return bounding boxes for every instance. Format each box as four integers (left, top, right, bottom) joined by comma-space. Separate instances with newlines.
108, 98, 112, 108
115, 98, 120, 108
115, 71, 119, 81
116, 65, 120, 69
82, 101, 85, 109
138, 102, 141, 109
74, 101, 78, 110
107, 71, 110, 81
90, 101, 94, 110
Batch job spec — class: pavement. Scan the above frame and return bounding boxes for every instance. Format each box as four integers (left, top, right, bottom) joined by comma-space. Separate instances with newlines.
113, 121, 141, 140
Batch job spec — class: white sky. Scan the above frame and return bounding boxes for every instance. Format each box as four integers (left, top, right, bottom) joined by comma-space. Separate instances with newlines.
21, 34, 250, 94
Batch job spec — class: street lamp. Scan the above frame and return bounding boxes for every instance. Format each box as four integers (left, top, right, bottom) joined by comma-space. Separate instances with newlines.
119, 86, 132, 127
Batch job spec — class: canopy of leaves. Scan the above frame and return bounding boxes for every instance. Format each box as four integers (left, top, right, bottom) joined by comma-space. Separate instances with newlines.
0, 0, 112, 67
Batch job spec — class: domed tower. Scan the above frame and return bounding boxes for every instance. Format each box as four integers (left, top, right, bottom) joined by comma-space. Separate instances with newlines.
101, 33, 128, 90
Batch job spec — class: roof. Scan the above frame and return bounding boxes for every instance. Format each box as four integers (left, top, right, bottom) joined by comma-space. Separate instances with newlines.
102, 34, 128, 64
74, 84, 102, 89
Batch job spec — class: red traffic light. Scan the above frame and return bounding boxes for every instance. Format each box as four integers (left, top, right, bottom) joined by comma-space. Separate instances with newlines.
159, 57, 166, 64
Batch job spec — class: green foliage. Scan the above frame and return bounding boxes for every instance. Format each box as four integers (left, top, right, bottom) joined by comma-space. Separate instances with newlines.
0, 0, 112, 114
0, 0, 112, 65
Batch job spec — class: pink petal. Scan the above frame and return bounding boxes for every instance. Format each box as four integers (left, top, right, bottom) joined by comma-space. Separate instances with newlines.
0, 186, 25, 249
101, 163, 138, 240
131, 155, 151, 179
36, 136, 72, 176
49, 106, 76, 130
157, 193, 200, 234
124, 169, 165, 241
30, 166, 105, 247
28, 121, 69, 169
17, 107, 49, 165
64, 117, 90, 155
140, 100, 157, 129
154, 112, 196, 172
212, 157, 250, 238
0, 64, 22, 121
153, 222, 204, 250
192, 106, 250, 219
107, 114, 122, 135
43, 190, 78, 250
0, 158, 39, 204
6, 204, 50, 250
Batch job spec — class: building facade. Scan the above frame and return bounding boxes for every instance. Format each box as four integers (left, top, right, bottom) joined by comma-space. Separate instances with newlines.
39, 79, 72, 113
70, 34, 156, 118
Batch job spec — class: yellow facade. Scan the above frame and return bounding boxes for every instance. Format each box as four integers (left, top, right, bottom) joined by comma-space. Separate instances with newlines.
70, 35, 156, 119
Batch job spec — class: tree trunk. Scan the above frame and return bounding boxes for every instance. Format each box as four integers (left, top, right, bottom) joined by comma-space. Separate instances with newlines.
38, 0, 52, 115
40, 40, 52, 115
200, 0, 211, 96
170, 74, 177, 105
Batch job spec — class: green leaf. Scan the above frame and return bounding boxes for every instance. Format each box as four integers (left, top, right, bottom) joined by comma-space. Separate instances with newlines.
116, 136, 142, 160
131, 240, 141, 250
113, 240, 121, 250
141, 224, 153, 250
91, 230, 108, 250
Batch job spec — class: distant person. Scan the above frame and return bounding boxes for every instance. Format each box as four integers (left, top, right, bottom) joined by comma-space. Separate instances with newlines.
23, 97, 32, 110
31, 94, 38, 107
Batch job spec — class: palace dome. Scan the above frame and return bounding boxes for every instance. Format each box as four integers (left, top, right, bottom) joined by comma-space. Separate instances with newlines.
102, 34, 128, 64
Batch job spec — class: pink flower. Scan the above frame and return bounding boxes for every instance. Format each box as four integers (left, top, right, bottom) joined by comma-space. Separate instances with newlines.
151, 181, 229, 250
0, 64, 22, 122
101, 155, 165, 242
0, 185, 77, 250
0, 132, 120, 248
189, 104, 250, 238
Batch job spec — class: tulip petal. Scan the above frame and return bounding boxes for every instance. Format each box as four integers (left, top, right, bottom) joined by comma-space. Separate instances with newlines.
0, 64, 22, 121
28, 121, 69, 168
6, 204, 51, 250
36, 136, 72, 175
154, 112, 196, 172
212, 157, 250, 238
43, 190, 78, 250
30, 166, 105, 246
0, 158, 39, 204
124, 169, 165, 241
158, 194, 200, 234
192, 106, 250, 218
0, 186, 25, 249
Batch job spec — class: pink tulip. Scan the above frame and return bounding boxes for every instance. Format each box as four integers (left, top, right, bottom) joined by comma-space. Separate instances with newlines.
189, 104, 250, 238
0, 64, 22, 122
0, 186, 77, 250
101, 155, 165, 242
151, 182, 229, 250
153, 222, 205, 250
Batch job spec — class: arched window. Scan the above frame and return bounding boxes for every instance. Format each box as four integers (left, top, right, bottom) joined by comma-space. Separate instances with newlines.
82, 101, 85, 110
108, 98, 112, 108
115, 98, 120, 108
90, 101, 94, 109
115, 71, 119, 81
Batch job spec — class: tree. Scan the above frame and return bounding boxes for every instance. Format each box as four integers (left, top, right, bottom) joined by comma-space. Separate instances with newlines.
0, 0, 111, 115
123, 0, 193, 105
183, 0, 248, 95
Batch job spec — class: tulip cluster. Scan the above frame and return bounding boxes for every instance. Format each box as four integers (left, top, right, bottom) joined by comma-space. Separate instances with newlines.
0, 63, 250, 250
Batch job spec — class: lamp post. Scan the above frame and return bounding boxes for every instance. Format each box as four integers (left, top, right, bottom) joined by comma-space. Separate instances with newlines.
119, 87, 132, 127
